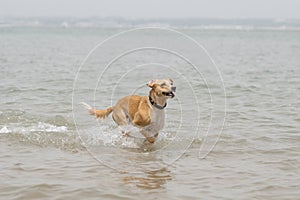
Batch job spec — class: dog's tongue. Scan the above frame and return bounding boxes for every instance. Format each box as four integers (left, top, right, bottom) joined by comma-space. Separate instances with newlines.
162, 91, 175, 98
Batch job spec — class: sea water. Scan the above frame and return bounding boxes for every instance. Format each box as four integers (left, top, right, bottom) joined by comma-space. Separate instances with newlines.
1, 22, 300, 199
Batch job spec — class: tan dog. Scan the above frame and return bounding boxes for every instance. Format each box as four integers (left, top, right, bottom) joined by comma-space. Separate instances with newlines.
82, 78, 176, 143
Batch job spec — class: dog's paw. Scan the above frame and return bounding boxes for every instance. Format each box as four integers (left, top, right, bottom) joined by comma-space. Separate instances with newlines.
147, 137, 155, 143
121, 130, 130, 137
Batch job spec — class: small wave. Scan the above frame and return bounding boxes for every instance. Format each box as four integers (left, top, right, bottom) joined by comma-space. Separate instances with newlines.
0, 110, 78, 149
0, 109, 198, 152
35, 122, 68, 133
0, 126, 11, 134
0, 122, 68, 134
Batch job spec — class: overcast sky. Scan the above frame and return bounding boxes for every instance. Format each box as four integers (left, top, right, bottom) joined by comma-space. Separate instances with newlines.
1, 0, 299, 19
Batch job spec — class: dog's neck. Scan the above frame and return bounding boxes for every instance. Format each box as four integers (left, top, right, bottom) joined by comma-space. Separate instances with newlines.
149, 90, 167, 109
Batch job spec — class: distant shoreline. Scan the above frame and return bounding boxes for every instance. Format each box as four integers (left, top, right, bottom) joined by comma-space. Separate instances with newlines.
1, 17, 300, 30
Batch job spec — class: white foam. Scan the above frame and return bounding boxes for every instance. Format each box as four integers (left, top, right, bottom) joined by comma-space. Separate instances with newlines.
80, 121, 182, 149
84, 124, 141, 148
0, 122, 68, 134
0, 126, 11, 134
36, 122, 68, 133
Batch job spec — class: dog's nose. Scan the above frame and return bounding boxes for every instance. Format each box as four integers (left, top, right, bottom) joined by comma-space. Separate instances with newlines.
171, 86, 176, 92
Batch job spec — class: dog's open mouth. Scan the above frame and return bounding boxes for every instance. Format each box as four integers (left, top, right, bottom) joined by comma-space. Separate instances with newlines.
162, 91, 175, 98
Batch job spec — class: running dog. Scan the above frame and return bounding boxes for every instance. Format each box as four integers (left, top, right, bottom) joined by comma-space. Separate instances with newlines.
82, 78, 176, 143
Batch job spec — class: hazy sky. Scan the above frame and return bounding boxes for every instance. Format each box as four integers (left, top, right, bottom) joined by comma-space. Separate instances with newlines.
1, 0, 299, 19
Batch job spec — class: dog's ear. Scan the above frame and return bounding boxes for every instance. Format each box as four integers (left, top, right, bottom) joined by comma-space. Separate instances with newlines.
168, 78, 173, 84
147, 80, 156, 88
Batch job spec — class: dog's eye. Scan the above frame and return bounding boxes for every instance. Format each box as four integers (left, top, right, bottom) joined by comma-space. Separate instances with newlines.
160, 83, 166, 87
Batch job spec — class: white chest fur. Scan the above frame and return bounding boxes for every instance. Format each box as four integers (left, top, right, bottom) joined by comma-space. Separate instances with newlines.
143, 107, 165, 134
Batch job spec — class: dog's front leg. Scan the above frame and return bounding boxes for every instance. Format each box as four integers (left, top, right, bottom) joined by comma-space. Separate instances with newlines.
140, 130, 155, 143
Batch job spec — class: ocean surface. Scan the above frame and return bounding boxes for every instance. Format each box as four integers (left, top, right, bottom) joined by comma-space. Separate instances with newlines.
1, 23, 300, 199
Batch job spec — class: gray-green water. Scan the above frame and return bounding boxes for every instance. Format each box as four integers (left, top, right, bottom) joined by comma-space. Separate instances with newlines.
1, 26, 300, 199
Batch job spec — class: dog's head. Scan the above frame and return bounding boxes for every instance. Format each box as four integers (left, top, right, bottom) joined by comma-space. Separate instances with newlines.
147, 78, 176, 98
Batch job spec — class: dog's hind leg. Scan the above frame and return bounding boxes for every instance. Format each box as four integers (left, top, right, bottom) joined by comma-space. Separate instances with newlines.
112, 109, 132, 136
112, 109, 128, 126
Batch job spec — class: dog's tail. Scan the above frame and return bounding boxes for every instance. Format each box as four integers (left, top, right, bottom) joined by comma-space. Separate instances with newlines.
80, 102, 113, 119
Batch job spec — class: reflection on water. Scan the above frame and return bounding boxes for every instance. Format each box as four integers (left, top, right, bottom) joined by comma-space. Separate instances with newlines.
123, 167, 172, 189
